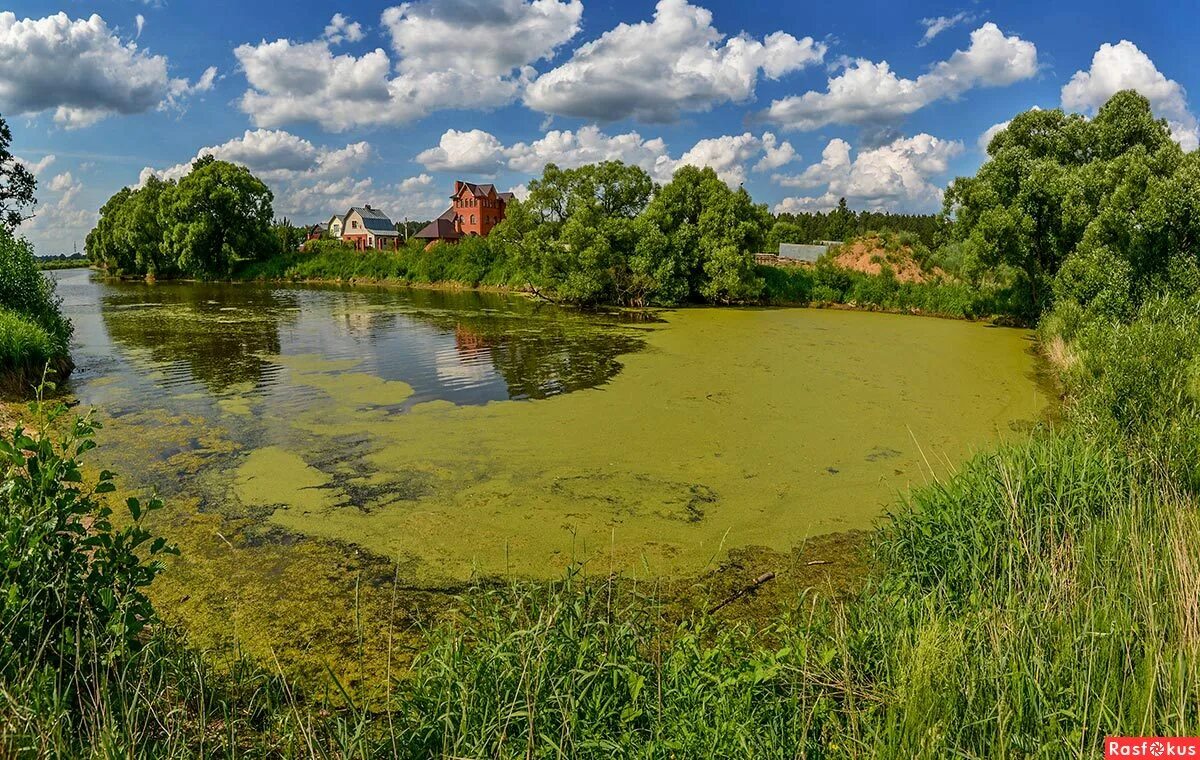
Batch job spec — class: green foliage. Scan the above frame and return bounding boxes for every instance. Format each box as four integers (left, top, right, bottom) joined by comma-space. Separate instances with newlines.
947, 90, 1189, 318
508, 163, 767, 306
771, 200, 943, 249
0, 309, 56, 379
87, 156, 276, 279
0, 113, 37, 232
0, 210, 72, 390
272, 218, 307, 256
0, 225, 70, 354
237, 235, 518, 289
0, 398, 176, 746
163, 156, 275, 278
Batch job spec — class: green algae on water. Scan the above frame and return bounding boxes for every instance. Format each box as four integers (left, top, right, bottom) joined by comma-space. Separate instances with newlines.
54, 274, 1051, 683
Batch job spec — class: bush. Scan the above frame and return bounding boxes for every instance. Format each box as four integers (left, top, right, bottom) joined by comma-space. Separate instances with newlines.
0, 399, 176, 743
0, 228, 70, 353
757, 264, 814, 303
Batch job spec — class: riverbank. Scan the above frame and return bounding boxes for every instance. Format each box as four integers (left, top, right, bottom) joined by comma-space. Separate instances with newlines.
0, 227, 74, 394
86, 252, 1029, 327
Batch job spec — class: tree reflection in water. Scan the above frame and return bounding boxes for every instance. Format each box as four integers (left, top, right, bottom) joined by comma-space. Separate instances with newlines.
100, 282, 298, 394
96, 279, 654, 404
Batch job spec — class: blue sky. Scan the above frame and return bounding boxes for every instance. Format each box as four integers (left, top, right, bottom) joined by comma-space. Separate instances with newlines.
2, 0, 1197, 253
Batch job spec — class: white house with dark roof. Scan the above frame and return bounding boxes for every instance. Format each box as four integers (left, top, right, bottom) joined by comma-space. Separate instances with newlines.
326, 214, 345, 239
338, 205, 401, 251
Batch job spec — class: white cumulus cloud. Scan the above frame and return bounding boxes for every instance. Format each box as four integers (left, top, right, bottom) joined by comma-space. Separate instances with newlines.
134, 129, 438, 221
382, 0, 582, 77
237, 0, 582, 131
524, 0, 825, 122
323, 13, 364, 44
764, 23, 1037, 131
417, 125, 797, 186
0, 11, 215, 128
774, 133, 963, 212
1061, 40, 1198, 151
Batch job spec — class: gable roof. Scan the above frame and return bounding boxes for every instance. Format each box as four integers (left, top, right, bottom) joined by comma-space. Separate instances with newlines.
346, 206, 399, 235
455, 182, 499, 199
415, 207, 462, 240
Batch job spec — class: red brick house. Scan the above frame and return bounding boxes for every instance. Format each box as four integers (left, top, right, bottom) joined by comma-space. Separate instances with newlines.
415, 181, 516, 246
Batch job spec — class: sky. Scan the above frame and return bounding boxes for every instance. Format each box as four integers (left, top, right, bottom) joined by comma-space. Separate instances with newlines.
1, 0, 1197, 254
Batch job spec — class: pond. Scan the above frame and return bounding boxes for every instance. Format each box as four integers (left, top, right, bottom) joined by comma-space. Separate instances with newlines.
51, 270, 1049, 673
54, 270, 1050, 586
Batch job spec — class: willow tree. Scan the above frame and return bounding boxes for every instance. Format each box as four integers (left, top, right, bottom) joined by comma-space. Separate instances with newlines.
162, 156, 275, 278
945, 90, 1185, 317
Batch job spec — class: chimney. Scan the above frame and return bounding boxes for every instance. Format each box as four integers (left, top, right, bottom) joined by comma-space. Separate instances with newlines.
454, 180, 463, 196
365, 204, 373, 211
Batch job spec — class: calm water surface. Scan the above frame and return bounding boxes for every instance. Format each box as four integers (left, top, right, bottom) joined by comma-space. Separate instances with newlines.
54, 270, 1048, 587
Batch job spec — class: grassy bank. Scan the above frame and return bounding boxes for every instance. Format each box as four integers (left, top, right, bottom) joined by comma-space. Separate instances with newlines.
758, 263, 1021, 321
0, 228, 73, 395
237, 238, 521, 289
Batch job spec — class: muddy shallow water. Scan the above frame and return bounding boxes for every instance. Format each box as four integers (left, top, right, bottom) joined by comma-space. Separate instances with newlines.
55, 270, 1048, 589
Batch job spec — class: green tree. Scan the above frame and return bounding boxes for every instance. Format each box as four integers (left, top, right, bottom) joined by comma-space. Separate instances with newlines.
826, 197, 855, 241
945, 90, 1184, 317
644, 165, 768, 303
161, 156, 275, 278
0, 114, 36, 232
514, 162, 664, 305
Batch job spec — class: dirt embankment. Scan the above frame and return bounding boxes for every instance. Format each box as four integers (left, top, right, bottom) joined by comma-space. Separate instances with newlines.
830, 234, 944, 284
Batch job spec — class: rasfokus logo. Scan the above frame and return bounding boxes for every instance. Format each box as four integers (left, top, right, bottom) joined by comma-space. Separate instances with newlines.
1106, 738, 1200, 758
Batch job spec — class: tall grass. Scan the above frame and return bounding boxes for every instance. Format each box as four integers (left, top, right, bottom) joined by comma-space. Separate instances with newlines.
3, 425, 1196, 755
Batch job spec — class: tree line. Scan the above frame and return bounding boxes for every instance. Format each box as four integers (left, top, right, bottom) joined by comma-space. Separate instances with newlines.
772, 199, 945, 249
87, 89, 1195, 322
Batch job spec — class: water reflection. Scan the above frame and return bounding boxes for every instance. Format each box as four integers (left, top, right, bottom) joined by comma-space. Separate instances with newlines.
100, 283, 296, 393
59, 273, 648, 407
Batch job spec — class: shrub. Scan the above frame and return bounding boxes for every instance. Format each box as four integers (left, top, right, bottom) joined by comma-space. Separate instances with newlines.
0, 227, 70, 353
0, 398, 176, 739
757, 264, 814, 303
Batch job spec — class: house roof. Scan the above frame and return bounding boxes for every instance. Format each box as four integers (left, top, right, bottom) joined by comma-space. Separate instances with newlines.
328, 214, 345, 224
347, 206, 399, 235
415, 208, 462, 240
498, 192, 516, 201
456, 182, 494, 198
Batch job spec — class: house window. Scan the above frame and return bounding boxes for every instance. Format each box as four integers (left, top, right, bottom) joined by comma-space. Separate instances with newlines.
353, 220, 359, 229
471, 214, 476, 224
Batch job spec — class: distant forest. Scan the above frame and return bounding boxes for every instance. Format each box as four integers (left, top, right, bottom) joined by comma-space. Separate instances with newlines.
771, 198, 944, 249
